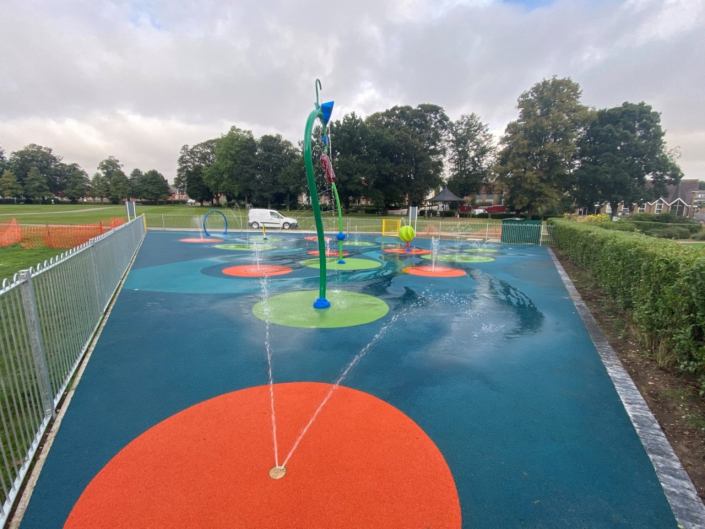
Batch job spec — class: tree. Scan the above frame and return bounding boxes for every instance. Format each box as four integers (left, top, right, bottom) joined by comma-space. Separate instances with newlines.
97, 156, 126, 187
64, 168, 90, 203
366, 105, 449, 210
140, 170, 171, 203
328, 113, 380, 211
205, 127, 258, 205
177, 140, 216, 205
0, 145, 6, 175
129, 169, 144, 198
90, 173, 109, 202
495, 77, 591, 218
699, 181, 705, 191
446, 113, 496, 199
277, 153, 305, 210
109, 172, 131, 203
9, 144, 65, 195
24, 166, 50, 202
256, 134, 298, 208
571, 102, 683, 215
0, 170, 23, 202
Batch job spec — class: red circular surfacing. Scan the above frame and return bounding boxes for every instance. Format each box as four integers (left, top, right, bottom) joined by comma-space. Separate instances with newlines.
307, 250, 350, 257
403, 266, 466, 277
384, 248, 432, 255
65, 383, 461, 529
304, 236, 332, 242
222, 265, 293, 278
179, 238, 224, 243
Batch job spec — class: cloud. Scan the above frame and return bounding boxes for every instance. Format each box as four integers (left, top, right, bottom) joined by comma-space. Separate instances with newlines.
0, 0, 703, 180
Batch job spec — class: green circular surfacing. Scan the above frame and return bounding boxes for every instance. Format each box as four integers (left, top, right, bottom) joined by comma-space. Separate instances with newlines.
300, 258, 383, 271
343, 241, 378, 247
464, 248, 499, 253
421, 254, 495, 263
253, 290, 389, 328
215, 243, 277, 251
246, 237, 282, 243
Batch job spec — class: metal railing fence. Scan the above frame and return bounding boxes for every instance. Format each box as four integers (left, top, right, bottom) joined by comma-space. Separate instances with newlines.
0, 216, 145, 526
144, 213, 555, 246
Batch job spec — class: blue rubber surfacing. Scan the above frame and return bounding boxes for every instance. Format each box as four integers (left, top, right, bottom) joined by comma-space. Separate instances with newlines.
19, 232, 678, 528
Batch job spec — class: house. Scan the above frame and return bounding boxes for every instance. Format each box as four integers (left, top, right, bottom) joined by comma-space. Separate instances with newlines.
168, 186, 188, 202
692, 189, 705, 212
576, 179, 702, 218
470, 186, 505, 206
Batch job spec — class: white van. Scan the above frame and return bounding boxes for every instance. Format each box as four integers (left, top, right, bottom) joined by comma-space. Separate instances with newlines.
248, 209, 298, 230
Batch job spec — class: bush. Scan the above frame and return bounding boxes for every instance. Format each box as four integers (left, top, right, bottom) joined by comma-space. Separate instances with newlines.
137, 200, 189, 205
549, 219, 705, 390
693, 231, 705, 241
652, 227, 692, 239
630, 212, 696, 224
597, 222, 638, 232
628, 221, 702, 235
563, 213, 610, 223
490, 213, 525, 220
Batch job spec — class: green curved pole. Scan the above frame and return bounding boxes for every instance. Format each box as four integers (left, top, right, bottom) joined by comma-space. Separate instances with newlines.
303, 107, 329, 308
331, 182, 344, 261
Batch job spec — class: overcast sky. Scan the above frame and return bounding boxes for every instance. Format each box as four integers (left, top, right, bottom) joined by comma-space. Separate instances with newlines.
0, 0, 703, 182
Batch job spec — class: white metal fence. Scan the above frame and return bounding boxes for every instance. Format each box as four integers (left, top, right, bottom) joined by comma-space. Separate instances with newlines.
144, 213, 555, 246
0, 216, 145, 526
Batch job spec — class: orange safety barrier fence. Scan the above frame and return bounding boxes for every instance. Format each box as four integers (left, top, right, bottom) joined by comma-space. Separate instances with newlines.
41, 223, 105, 248
109, 217, 126, 229
0, 218, 22, 247
0, 217, 129, 249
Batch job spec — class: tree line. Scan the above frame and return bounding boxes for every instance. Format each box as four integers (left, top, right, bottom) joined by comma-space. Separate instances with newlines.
0, 148, 170, 204
175, 105, 496, 212
1, 76, 685, 215
176, 76, 683, 216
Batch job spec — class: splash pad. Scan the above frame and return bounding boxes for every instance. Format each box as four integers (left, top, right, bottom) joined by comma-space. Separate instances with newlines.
28, 224, 684, 529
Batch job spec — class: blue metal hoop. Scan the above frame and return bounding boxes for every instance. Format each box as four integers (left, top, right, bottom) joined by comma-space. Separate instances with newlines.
203, 210, 228, 237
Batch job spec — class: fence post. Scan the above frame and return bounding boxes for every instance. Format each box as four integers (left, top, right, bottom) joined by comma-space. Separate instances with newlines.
162, 214, 165, 229
88, 243, 103, 314
18, 270, 55, 420
485, 223, 489, 242
439, 220, 443, 240
539, 225, 544, 247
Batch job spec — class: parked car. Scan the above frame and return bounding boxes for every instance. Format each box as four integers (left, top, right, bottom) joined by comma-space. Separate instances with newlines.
248, 209, 298, 229
471, 208, 487, 215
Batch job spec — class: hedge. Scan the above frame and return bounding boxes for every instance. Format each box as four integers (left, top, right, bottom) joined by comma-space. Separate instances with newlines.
596, 223, 638, 232
629, 213, 695, 224
474, 213, 529, 220
549, 219, 705, 389
627, 221, 702, 235
652, 227, 693, 239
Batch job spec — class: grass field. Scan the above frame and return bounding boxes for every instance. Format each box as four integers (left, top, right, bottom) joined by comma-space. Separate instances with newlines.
0, 245, 65, 284
0, 204, 507, 225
